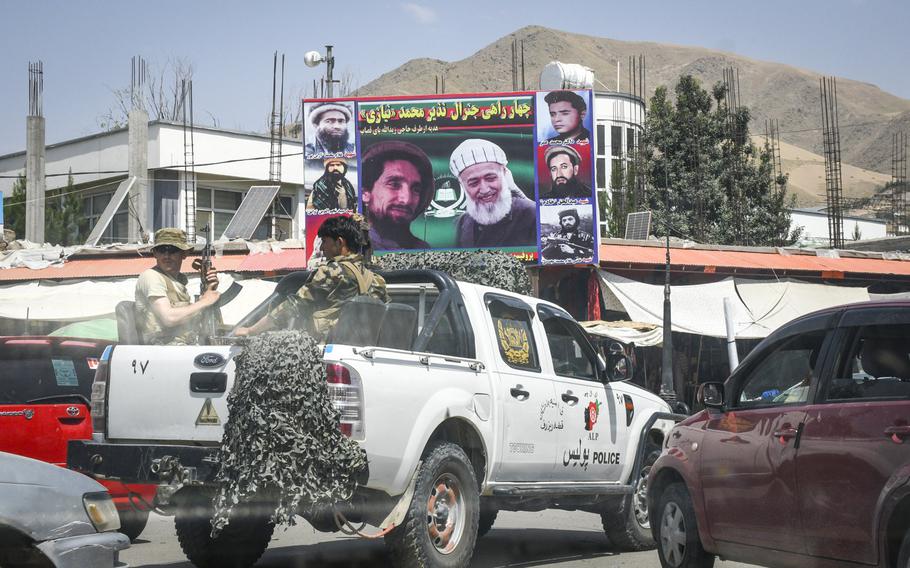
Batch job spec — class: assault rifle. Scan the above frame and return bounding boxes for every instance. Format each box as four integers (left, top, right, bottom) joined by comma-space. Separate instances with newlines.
540, 234, 594, 259
193, 224, 242, 341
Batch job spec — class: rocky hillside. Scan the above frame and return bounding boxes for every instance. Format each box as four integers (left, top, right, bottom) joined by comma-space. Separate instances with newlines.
354, 26, 909, 184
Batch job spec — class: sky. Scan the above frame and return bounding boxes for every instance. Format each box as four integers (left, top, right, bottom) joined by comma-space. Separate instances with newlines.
1, 0, 908, 157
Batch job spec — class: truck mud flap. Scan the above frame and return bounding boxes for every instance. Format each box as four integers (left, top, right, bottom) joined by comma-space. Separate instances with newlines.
68, 440, 219, 484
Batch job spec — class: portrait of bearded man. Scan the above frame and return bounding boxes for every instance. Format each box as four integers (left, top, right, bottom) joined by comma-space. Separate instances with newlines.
304, 102, 356, 157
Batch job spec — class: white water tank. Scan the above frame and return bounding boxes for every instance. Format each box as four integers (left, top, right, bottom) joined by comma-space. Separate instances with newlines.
539, 61, 595, 90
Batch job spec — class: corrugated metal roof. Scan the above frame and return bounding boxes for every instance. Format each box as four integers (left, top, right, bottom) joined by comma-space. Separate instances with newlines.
600, 244, 910, 277
0, 249, 309, 282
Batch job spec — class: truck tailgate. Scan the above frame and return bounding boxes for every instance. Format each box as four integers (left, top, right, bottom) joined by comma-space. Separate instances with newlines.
107, 345, 239, 442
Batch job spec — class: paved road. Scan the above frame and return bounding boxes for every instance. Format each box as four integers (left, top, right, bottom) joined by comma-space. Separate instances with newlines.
124, 510, 757, 568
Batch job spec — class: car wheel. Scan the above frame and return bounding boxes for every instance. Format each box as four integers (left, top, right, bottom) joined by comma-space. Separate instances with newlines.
898, 528, 910, 568
477, 505, 498, 538
601, 450, 659, 551
655, 482, 714, 568
174, 488, 275, 568
384, 442, 480, 568
118, 507, 150, 541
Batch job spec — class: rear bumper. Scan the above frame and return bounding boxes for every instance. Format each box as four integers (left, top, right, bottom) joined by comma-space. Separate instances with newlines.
68, 440, 219, 484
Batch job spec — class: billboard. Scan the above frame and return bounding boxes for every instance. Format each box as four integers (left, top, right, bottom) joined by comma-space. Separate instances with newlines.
303, 90, 598, 265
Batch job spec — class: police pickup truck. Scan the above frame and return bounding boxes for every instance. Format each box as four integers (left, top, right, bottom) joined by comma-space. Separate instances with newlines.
70, 269, 682, 568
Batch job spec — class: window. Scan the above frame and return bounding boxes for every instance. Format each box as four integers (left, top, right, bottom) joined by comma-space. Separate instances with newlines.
736, 331, 826, 408
826, 324, 910, 401
627, 127, 636, 155
487, 296, 539, 372
611, 126, 623, 157
253, 196, 295, 240
596, 157, 607, 190
540, 310, 596, 381
596, 124, 606, 155
197, 188, 295, 240
82, 192, 127, 244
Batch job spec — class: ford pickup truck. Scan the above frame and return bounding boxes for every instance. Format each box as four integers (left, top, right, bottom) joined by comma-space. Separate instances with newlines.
70, 269, 683, 568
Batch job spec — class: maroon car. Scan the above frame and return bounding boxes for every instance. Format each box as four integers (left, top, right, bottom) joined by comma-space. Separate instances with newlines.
647, 300, 910, 568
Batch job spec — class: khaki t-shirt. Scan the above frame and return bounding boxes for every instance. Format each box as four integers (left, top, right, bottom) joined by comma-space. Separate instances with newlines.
135, 267, 200, 345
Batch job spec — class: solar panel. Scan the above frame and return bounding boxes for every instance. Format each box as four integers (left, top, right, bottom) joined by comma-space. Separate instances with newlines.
624, 211, 652, 240
221, 186, 281, 240
84, 177, 136, 246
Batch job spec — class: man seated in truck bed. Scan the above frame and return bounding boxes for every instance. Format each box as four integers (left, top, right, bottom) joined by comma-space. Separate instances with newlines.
235, 215, 389, 340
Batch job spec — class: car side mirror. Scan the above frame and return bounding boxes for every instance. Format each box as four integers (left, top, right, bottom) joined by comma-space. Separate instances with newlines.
608, 354, 634, 382
698, 382, 725, 411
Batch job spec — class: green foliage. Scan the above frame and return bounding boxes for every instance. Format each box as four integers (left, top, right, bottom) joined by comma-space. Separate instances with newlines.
640, 75, 800, 246
2, 174, 26, 239
45, 170, 88, 245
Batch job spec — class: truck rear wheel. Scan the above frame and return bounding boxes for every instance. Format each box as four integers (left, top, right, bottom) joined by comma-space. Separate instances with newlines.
601, 450, 658, 551
174, 489, 275, 568
384, 442, 480, 568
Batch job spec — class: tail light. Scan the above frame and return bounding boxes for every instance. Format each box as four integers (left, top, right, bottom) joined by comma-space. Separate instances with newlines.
90, 345, 113, 436
325, 363, 364, 440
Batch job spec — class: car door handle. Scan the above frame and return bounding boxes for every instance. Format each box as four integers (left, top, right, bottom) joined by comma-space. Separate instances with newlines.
561, 392, 579, 405
773, 428, 798, 444
510, 386, 530, 400
885, 425, 910, 444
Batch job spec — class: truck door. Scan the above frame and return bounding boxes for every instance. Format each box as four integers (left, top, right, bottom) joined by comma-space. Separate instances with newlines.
536, 306, 625, 481
485, 294, 557, 482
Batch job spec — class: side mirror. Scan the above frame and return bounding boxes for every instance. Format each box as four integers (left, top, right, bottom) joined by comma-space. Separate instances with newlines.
698, 382, 725, 411
608, 341, 625, 355
608, 354, 634, 382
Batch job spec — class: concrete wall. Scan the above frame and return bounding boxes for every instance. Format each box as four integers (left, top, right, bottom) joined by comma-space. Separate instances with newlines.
791, 210, 888, 246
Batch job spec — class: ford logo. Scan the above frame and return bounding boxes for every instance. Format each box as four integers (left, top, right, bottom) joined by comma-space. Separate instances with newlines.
195, 353, 225, 368
66, 406, 80, 417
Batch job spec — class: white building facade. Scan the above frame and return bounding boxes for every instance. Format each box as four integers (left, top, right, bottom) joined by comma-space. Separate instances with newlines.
592, 91, 646, 238
790, 207, 888, 247
0, 122, 304, 244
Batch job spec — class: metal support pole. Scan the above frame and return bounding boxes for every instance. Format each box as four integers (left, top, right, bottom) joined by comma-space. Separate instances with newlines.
723, 297, 739, 371
660, 178, 676, 403
325, 45, 335, 98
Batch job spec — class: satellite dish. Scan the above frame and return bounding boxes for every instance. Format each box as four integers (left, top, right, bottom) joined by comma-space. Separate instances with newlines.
304, 51, 324, 68
539, 61, 595, 90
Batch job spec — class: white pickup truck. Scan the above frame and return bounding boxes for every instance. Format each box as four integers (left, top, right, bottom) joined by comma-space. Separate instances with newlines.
69, 269, 683, 568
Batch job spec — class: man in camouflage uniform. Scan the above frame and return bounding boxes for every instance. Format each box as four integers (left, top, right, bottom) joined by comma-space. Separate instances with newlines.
135, 228, 220, 345
235, 215, 388, 341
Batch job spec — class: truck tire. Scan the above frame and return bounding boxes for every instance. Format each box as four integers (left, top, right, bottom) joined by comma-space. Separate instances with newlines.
898, 528, 910, 568
384, 442, 480, 568
174, 489, 275, 568
477, 507, 498, 538
654, 482, 715, 568
601, 450, 658, 551
118, 508, 150, 541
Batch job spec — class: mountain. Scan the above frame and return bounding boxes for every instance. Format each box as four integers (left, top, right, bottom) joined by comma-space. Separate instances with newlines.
354, 26, 910, 200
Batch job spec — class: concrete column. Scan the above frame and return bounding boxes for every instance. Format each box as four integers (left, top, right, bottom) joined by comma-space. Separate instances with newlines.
128, 109, 149, 243
25, 115, 46, 244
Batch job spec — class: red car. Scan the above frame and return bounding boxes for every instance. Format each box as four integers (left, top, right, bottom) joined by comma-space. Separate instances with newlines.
647, 301, 910, 568
0, 336, 157, 541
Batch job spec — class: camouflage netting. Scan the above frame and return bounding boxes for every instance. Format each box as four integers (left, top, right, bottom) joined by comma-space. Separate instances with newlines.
376, 250, 532, 296
211, 330, 367, 534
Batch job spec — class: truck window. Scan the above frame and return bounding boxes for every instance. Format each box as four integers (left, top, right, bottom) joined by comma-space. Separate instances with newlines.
735, 330, 826, 408
827, 324, 910, 401
388, 285, 467, 357
540, 314, 596, 381
487, 297, 540, 372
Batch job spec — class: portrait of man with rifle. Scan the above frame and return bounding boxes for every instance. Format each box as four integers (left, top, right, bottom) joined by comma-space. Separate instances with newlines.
541, 208, 595, 262
134, 227, 225, 345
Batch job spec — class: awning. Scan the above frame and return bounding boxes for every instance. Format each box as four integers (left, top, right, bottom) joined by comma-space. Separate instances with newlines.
598, 270, 870, 339
581, 320, 664, 347
0, 274, 276, 325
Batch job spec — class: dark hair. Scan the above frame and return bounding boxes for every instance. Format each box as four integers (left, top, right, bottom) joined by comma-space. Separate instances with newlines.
558, 209, 580, 224
318, 215, 365, 251
544, 90, 587, 113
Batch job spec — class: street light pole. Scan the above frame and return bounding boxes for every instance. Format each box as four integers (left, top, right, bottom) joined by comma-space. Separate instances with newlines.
659, 168, 677, 403
325, 45, 335, 98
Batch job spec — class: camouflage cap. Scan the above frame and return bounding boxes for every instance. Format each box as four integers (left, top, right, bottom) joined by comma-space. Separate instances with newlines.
152, 228, 193, 251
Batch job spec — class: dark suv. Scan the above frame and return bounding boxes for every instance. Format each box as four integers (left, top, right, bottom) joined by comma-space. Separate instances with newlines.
647, 301, 910, 568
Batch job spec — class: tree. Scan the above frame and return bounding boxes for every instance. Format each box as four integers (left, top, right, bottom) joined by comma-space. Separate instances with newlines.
45, 170, 87, 246
639, 75, 800, 247
98, 58, 197, 130
2, 173, 26, 239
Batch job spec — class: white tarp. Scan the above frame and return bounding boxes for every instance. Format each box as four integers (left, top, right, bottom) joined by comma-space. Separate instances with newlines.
0, 274, 276, 325
581, 320, 664, 347
598, 270, 871, 339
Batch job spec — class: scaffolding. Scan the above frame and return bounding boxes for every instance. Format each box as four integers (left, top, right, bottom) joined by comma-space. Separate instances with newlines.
180, 80, 196, 242
892, 131, 907, 235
